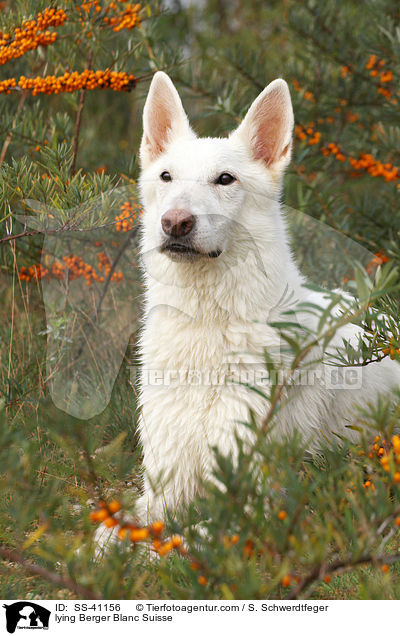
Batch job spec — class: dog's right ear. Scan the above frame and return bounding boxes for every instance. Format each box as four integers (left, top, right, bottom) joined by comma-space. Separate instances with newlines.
140, 72, 193, 168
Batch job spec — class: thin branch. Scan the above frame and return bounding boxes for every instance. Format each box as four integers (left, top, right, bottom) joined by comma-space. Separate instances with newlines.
288, 550, 400, 600
0, 545, 101, 599
70, 88, 87, 176
73, 225, 139, 360
71, 51, 93, 176
0, 91, 28, 166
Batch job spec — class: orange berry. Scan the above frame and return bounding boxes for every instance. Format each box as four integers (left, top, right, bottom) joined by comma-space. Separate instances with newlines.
130, 528, 150, 542
394, 472, 400, 483
152, 539, 162, 552
381, 564, 389, 573
151, 520, 164, 534
231, 534, 240, 544
394, 516, 400, 527
104, 517, 118, 528
89, 509, 109, 522
108, 500, 121, 514
281, 575, 292, 587
324, 574, 331, 583
158, 541, 173, 556
197, 575, 207, 586
171, 535, 182, 547
118, 527, 129, 540
278, 510, 287, 521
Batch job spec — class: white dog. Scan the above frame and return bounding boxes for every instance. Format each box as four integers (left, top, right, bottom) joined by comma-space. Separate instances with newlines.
134, 71, 399, 523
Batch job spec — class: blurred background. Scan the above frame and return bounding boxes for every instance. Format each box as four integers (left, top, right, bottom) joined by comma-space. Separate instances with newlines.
1, 0, 400, 600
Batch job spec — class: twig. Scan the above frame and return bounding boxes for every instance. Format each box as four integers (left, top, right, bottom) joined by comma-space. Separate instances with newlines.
259, 298, 383, 435
0, 215, 128, 245
71, 51, 93, 175
0, 545, 101, 599
288, 550, 400, 600
70, 88, 86, 175
73, 225, 138, 360
0, 91, 28, 166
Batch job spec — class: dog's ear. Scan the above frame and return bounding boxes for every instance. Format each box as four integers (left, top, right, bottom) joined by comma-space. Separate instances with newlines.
231, 79, 294, 170
140, 71, 193, 168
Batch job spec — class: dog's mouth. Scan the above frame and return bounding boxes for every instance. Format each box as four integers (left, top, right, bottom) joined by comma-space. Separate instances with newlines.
160, 242, 222, 260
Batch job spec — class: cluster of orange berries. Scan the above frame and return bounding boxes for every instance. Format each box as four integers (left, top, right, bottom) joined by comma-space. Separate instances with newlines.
321, 143, 399, 185
0, 8, 66, 66
366, 55, 396, 101
115, 201, 143, 231
104, 3, 141, 32
76, 0, 141, 32
366, 55, 391, 79
381, 340, 400, 361
369, 435, 400, 484
292, 78, 315, 102
341, 56, 395, 101
19, 252, 124, 286
97, 250, 124, 282
19, 263, 49, 282
89, 500, 185, 557
295, 123, 321, 146
348, 154, 399, 182
76, 0, 103, 13
0, 4, 141, 97
321, 142, 346, 162
1, 69, 136, 96
366, 251, 389, 275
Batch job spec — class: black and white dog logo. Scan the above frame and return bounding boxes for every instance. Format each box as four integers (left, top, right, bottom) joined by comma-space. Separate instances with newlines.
3, 602, 50, 634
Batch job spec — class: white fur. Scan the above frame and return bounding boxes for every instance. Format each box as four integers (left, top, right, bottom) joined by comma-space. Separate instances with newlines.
135, 72, 400, 522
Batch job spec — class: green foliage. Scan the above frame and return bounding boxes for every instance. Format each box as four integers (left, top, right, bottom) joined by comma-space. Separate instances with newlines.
1, 0, 400, 601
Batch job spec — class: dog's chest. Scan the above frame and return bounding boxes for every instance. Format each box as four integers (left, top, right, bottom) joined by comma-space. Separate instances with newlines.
139, 303, 276, 450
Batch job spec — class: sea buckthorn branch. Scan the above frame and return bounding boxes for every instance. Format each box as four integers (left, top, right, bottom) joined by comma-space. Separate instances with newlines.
365, 54, 396, 102
0, 3, 142, 68
19, 250, 124, 285
369, 435, 400, 482
89, 500, 186, 557
115, 201, 143, 231
217, 436, 400, 596
366, 252, 389, 275
321, 144, 399, 186
284, 464, 400, 598
0, 544, 101, 599
76, 1, 142, 33
17, 201, 141, 281
258, 293, 394, 439
73, 222, 139, 361
295, 115, 399, 186
0, 69, 137, 96
0, 211, 132, 245
103, 2, 142, 32
89, 498, 219, 587
0, 8, 67, 66
287, 548, 400, 600
295, 122, 321, 146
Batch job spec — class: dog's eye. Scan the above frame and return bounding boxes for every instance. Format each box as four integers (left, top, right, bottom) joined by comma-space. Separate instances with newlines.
160, 171, 172, 182
215, 173, 236, 186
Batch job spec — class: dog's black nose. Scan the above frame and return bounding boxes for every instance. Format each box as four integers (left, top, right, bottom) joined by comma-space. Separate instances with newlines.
161, 209, 194, 237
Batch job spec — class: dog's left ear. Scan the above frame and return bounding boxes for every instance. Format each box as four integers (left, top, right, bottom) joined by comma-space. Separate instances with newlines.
231, 79, 294, 170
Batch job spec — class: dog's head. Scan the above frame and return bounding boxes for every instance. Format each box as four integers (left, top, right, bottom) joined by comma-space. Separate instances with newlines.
139, 72, 294, 262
